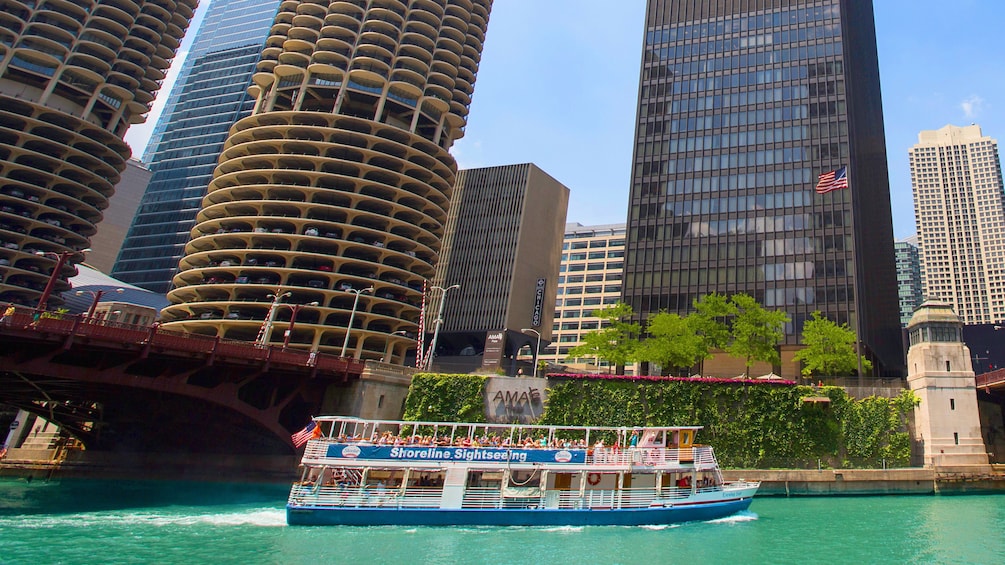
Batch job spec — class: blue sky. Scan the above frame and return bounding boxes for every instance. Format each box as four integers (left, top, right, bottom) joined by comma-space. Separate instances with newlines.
126, 0, 1005, 241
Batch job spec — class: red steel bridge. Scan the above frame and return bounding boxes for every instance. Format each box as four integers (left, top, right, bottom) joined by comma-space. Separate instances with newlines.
0, 306, 366, 458
977, 368, 1005, 395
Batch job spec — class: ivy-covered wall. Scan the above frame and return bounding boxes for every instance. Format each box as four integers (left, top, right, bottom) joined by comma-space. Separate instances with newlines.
402, 373, 488, 423
402, 374, 918, 469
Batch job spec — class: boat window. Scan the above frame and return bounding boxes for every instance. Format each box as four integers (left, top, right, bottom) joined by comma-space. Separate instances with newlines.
549, 473, 576, 491
365, 469, 404, 489
466, 471, 502, 488
409, 471, 444, 487
508, 469, 541, 489
679, 429, 694, 448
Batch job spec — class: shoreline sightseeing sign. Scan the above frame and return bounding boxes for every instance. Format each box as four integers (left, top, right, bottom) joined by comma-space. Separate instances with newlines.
327, 444, 585, 464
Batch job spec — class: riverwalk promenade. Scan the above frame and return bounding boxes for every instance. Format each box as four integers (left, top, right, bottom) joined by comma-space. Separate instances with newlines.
721, 466, 1005, 495
4, 447, 1004, 494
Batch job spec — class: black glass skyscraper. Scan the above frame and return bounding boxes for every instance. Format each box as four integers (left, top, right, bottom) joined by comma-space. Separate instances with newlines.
624, 0, 902, 375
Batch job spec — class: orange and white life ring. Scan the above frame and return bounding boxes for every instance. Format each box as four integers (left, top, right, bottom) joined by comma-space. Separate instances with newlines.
587, 472, 602, 486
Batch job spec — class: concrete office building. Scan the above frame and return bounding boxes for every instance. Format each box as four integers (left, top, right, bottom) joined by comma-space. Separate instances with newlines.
910, 124, 1005, 325
536, 222, 631, 374
427, 163, 568, 374
112, 0, 282, 292
160, 0, 493, 366
624, 0, 903, 376
895, 236, 923, 327
87, 159, 151, 274
0, 0, 196, 306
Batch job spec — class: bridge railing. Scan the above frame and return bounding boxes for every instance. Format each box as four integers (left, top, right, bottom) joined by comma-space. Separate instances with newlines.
0, 305, 365, 373
976, 368, 1005, 389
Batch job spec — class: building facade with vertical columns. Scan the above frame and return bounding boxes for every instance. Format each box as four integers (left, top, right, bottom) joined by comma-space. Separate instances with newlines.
159, 0, 493, 366
623, 0, 902, 375
427, 163, 569, 374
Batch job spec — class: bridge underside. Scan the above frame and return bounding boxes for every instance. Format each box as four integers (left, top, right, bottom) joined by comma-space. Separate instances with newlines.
0, 329, 360, 457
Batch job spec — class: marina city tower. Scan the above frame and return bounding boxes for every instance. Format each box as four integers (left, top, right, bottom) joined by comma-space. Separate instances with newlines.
0, 0, 196, 306
624, 0, 903, 375
160, 0, 493, 365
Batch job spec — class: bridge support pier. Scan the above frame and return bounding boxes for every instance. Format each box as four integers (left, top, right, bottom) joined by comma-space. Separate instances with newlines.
326, 362, 414, 420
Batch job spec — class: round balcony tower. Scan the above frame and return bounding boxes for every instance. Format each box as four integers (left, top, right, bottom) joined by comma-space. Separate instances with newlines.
160, 0, 493, 365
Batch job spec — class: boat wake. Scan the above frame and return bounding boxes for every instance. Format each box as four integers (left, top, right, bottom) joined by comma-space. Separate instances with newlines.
0, 507, 287, 529
638, 523, 681, 530
539, 525, 585, 533
705, 510, 758, 524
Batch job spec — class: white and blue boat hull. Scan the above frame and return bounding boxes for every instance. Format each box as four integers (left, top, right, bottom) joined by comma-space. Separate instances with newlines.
287, 496, 754, 527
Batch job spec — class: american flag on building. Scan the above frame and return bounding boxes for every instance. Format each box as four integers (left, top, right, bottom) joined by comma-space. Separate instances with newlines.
816, 166, 849, 194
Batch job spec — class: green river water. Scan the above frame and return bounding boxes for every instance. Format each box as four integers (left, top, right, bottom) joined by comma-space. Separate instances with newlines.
0, 479, 1002, 564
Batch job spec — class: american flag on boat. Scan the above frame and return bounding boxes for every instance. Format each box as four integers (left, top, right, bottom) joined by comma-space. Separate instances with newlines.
292, 421, 319, 448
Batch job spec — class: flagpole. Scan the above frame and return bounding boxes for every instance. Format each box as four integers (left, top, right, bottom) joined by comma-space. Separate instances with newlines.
846, 165, 867, 386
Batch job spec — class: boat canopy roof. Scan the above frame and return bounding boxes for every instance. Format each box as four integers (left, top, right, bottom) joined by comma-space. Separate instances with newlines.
311, 416, 702, 445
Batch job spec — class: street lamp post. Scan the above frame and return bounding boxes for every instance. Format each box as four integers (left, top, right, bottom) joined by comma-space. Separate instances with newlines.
340, 287, 373, 357
283, 301, 319, 349
35, 249, 89, 311
258, 290, 292, 346
76, 288, 125, 320
520, 327, 542, 378
425, 284, 460, 371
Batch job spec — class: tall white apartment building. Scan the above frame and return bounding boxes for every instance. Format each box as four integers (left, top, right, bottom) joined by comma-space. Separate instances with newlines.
536, 223, 629, 374
910, 124, 1005, 324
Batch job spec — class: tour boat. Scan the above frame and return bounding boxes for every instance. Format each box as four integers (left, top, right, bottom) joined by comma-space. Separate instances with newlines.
286, 416, 759, 527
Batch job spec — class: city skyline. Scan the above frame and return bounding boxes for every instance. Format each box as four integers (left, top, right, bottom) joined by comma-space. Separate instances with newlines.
125, 1, 1005, 242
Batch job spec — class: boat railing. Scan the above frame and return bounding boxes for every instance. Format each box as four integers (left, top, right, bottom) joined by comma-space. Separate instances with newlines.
589, 446, 717, 468
290, 482, 745, 511
462, 487, 503, 508
289, 484, 443, 508
722, 480, 760, 491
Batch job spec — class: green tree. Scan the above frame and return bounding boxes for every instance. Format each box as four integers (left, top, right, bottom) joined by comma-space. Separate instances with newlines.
792, 311, 872, 377
636, 311, 706, 375
726, 293, 789, 375
567, 302, 640, 371
691, 292, 736, 352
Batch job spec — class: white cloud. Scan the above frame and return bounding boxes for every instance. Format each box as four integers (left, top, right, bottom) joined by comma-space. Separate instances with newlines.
960, 95, 985, 118
451, 139, 484, 171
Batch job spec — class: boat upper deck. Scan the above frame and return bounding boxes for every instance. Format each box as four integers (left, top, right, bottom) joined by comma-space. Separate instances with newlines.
300, 416, 718, 470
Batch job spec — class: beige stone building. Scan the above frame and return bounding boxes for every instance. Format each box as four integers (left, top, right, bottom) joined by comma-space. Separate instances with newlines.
86, 159, 151, 274
537, 223, 631, 374
906, 299, 990, 468
910, 124, 1005, 324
